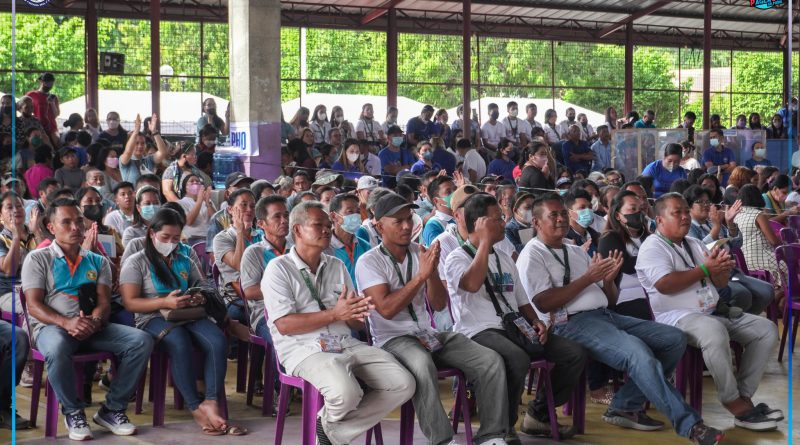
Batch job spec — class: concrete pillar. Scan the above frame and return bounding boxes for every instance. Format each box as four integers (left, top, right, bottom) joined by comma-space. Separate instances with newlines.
228, 0, 282, 180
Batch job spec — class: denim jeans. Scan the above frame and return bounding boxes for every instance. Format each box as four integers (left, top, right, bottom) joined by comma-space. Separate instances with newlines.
553, 308, 701, 437
35, 323, 153, 414
142, 317, 227, 411
728, 271, 775, 315
0, 320, 29, 411
471, 329, 586, 428
383, 331, 507, 445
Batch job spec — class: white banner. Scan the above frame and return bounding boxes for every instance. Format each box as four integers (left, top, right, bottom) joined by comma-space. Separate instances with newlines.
228, 121, 264, 157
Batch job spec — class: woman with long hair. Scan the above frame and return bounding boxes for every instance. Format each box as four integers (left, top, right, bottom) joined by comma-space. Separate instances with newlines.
120, 208, 245, 436
604, 106, 618, 130
330, 138, 367, 181
177, 173, 214, 246
309, 104, 330, 145
543, 109, 560, 144
94, 147, 122, 193
330, 105, 354, 141
356, 103, 385, 146
287, 107, 310, 135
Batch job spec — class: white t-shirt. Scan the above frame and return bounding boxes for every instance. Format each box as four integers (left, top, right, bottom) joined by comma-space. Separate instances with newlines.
178, 197, 211, 239
481, 121, 507, 147
462, 149, 487, 179
517, 238, 608, 324
355, 119, 383, 143
364, 152, 382, 176
434, 224, 515, 281
502, 117, 532, 143
355, 243, 436, 347
543, 125, 560, 144
636, 234, 719, 327
681, 157, 702, 171
445, 246, 531, 339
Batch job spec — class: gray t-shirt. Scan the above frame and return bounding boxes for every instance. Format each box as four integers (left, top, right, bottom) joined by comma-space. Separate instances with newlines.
240, 239, 292, 328
55, 167, 85, 191
119, 248, 205, 328
212, 227, 263, 286
122, 225, 147, 246
103, 210, 134, 237
120, 155, 156, 185
21, 242, 112, 340
120, 238, 204, 282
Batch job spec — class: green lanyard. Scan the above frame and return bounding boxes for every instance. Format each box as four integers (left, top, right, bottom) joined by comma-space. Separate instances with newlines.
465, 241, 507, 298
546, 244, 571, 286
299, 267, 327, 310
379, 244, 418, 323
657, 233, 706, 288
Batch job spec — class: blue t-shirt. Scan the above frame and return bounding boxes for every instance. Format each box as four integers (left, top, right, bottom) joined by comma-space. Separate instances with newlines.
634, 120, 655, 128
702, 147, 736, 185
745, 158, 772, 169
431, 147, 456, 175
561, 140, 593, 174
410, 159, 441, 176
120, 154, 156, 185
378, 147, 414, 187
487, 158, 516, 181
641, 160, 687, 197
405, 117, 434, 141
330, 161, 364, 181
421, 215, 453, 247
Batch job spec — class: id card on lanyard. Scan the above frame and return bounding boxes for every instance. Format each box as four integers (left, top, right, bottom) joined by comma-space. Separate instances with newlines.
299, 266, 344, 353
546, 244, 571, 326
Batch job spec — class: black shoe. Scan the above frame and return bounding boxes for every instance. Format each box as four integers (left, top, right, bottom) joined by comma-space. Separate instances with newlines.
316, 416, 332, 445
755, 402, 784, 421
734, 407, 777, 431
690, 422, 725, 445
0, 410, 30, 430
602, 409, 664, 431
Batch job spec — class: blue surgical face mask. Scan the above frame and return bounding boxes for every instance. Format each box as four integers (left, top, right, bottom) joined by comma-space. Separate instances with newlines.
576, 208, 594, 228
140, 204, 160, 221
558, 189, 568, 196
709, 138, 720, 147
442, 193, 453, 209
340, 213, 362, 234
422, 150, 433, 161
391, 136, 404, 147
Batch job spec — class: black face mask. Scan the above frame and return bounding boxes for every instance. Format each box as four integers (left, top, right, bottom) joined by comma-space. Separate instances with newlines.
83, 204, 104, 222
623, 211, 645, 230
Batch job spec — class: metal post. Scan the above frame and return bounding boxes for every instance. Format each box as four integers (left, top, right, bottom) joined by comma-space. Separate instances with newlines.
550, 41, 556, 111
85, 0, 98, 112
624, 23, 633, 115
200, 21, 205, 105
387, 9, 398, 109
702, 0, 711, 130
790, 0, 795, 147
150, 0, 161, 118
462, 0, 471, 141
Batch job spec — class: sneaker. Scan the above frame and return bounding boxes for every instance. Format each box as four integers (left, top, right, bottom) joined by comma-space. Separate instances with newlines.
316, 416, 332, 445
755, 403, 784, 422
734, 407, 777, 431
64, 410, 93, 441
690, 422, 725, 445
98, 374, 111, 392
602, 409, 664, 431
0, 410, 30, 430
520, 412, 576, 439
504, 427, 522, 445
19, 361, 34, 388
92, 405, 137, 436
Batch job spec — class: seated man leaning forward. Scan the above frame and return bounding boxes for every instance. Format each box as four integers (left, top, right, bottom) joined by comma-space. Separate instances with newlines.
357, 192, 509, 445
516, 192, 725, 445
636, 192, 781, 432
22, 198, 153, 440
262, 200, 415, 445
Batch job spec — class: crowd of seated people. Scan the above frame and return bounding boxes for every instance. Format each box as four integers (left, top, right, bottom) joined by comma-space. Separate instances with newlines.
0, 75, 795, 445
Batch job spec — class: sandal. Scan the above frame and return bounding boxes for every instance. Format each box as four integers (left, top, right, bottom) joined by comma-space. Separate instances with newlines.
224, 425, 249, 436
202, 426, 226, 436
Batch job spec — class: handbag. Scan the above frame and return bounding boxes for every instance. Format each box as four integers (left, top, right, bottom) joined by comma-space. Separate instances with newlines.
461, 245, 545, 358
159, 306, 206, 322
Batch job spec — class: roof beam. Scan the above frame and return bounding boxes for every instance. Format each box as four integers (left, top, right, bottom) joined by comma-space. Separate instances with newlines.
597, 0, 676, 38
361, 0, 404, 25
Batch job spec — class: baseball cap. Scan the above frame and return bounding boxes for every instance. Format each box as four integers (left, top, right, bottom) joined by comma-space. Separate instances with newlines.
312, 172, 342, 187
225, 172, 253, 188
480, 174, 504, 184
450, 184, 480, 211
422, 105, 435, 113
356, 176, 380, 191
373, 193, 419, 220
556, 177, 573, 188
1, 176, 20, 186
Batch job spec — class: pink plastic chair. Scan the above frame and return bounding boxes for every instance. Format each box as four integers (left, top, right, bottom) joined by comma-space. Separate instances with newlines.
775, 245, 800, 362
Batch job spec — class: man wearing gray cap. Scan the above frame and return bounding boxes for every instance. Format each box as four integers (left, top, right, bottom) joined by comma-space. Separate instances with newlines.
357, 192, 509, 445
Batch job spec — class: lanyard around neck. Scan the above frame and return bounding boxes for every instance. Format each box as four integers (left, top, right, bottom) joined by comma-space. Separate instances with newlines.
299, 266, 326, 310
545, 244, 571, 286
380, 244, 418, 323
656, 233, 706, 287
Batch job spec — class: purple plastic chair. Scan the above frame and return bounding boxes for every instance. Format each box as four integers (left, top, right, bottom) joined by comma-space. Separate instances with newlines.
191, 241, 209, 276
769, 220, 784, 238
240, 286, 276, 416
775, 245, 800, 362
730, 246, 779, 322
522, 359, 566, 440
787, 215, 800, 236
780, 227, 797, 244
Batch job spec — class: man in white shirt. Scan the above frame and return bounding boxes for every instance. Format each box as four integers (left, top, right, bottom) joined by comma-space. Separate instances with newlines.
357, 193, 509, 445
636, 193, 780, 432
517, 192, 725, 445
501, 101, 531, 148
262, 201, 415, 445
525, 103, 542, 130
456, 138, 487, 184
481, 103, 507, 154
446, 193, 586, 441
557, 108, 579, 140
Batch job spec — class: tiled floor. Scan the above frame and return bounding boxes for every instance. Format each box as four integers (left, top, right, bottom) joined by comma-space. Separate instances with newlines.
4, 340, 797, 444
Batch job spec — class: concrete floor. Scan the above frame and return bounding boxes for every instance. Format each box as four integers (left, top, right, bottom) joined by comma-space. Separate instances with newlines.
4, 339, 797, 445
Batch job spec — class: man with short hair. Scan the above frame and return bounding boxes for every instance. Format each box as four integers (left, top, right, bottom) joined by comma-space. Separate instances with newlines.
502, 101, 531, 148
357, 193, 509, 445
518, 193, 724, 445
406, 105, 436, 146
557, 107, 578, 139
481, 103, 506, 154
22, 199, 153, 440
356, 176, 379, 221
446, 193, 586, 441
564, 189, 600, 257
561, 125, 593, 175
263, 201, 415, 445
678, 111, 697, 142
103, 182, 136, 236
452, 104, 481, 148
701, 129, 737, 186
456, 138, 487, 184
636, 193, 780, 432
379, 126, 414, 189
634, 110, 656, 129
421, 176, 457, 247
525, 103, 542, 130
328, 194, 371, 285
591, 125, 612, 172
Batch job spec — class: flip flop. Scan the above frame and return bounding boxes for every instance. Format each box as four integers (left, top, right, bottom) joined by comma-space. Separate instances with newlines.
202, 426, 226, 436
225, 425, 249, 436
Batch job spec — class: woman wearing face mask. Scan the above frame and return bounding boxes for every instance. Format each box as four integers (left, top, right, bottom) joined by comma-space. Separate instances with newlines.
120, 208, 245, 436
162, 145, 206, 203
517, 141, 554, 196
122, 186, 161, 245
679, 140, 702, 171
410, 141, 440, 176
641, 143, 687, 198
382, 106, 399, 135
542, 109, 560, 144
77, 186, 123, 259
98, 111, 128, 147
767, 114, 786, 140
288, 106, 310, 135
504, 192, 535, 253
432, 109, 451, 148
745, 141, 772, 169
309, 105, 330, 145
329, 105, 354, 141
14, 127, 44, 171
331, 138, 367, 181
178, 174, 215, 246
94, 147, 122, 193
487, 138, 516, 181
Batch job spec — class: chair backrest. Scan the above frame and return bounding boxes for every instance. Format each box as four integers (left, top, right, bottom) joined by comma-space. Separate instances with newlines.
729, 246, 750, 274
191, 241, 209, 275
769, 220, 784, 238
775, 244, 800, 301
781, 227, 798, 244
788, 215, 800, 235
18, 291, 36, 343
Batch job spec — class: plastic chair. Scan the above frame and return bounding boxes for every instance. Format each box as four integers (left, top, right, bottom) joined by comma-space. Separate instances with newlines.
19, 292, 117, 438
780, 227, 797, 244
730, 246, 779, 322
775, 245, 800, 362
191, 241, 209, 276
769, 220, 784, 238
521, 359, 563, 440
787, 215, 800, 236
240, 284, 276, 416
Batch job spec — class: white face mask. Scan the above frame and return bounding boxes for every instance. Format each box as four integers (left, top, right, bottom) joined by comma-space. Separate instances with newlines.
347, 152, 359, 163
153, 238, 176, 257
318, 112, 327, 121
509, 109, 518, 118
754, 148, 767, 158
591, 196, 601, 211
522, 209, 532, 224
335, 116, 343, 124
